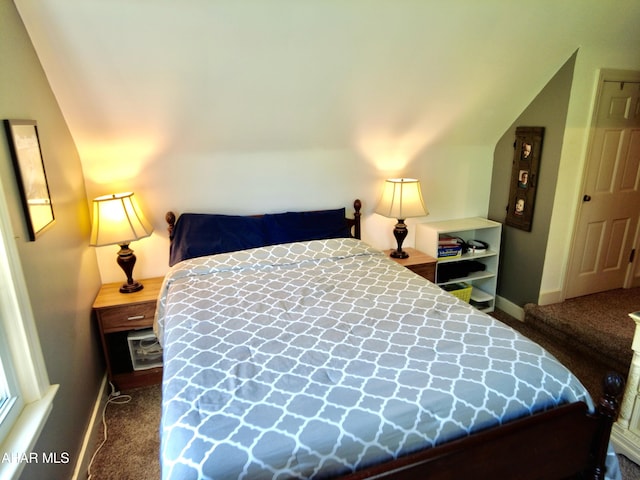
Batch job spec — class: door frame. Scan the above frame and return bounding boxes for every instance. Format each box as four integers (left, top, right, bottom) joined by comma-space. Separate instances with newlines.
564, 68, 640, 299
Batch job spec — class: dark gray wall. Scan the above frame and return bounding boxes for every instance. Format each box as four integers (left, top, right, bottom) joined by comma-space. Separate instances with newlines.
1, 2, 103, 478
488, 52, 576, 307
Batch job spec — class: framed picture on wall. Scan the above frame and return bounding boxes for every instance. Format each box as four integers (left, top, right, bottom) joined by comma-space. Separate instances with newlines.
3, 119, 55, 240
505, 126, 544, 231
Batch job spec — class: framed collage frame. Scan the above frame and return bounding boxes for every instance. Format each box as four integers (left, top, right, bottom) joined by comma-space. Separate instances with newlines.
3, 119, 55, 241
505, 126, 544, 232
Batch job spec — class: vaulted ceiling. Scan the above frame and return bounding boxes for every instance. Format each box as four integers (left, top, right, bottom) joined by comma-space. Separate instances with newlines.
15, 0, 638, 167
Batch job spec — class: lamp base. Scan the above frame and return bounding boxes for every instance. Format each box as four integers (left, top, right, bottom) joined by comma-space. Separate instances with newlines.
390, 249, 409, 259
117, 243, 144, 294
390, 218, 410, 259
120, 281, 144, 294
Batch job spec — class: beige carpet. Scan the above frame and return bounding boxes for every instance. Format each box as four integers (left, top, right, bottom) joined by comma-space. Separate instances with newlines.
523, 287, 638, 374
88, 385, 161, 480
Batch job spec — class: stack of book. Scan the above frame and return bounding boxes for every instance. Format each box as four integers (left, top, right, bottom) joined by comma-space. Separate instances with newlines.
438, 235, 462, 258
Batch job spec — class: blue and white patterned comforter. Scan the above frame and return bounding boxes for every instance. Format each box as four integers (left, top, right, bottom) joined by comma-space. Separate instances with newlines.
155, 238, 620, 480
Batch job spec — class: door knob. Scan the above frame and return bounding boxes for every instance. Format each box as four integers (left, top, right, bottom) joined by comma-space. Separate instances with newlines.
583, 195, 592, 202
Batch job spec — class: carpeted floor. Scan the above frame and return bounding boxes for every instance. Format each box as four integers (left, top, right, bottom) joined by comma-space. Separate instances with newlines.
87, 385, 161, 480
523, 287, 638, 375
87, 292, 640, 479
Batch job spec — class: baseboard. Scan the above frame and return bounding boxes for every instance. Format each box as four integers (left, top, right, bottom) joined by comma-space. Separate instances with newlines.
70, 373, 108, 480
537, 289, 563, 306
495, 295, 524, 321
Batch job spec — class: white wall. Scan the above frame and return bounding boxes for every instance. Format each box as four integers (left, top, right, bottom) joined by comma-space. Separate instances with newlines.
92, 143, 494, 283
15, 0, 640, 290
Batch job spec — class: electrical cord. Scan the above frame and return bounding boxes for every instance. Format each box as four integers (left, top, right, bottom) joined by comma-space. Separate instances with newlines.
86, 381, 132, 480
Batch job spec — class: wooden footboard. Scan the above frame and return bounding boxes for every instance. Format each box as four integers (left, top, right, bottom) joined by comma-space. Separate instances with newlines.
343, 372, 624, 480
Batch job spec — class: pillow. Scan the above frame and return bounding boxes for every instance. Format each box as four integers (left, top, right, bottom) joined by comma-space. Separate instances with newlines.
263, 208, 350, 245
169, 213, 267, 266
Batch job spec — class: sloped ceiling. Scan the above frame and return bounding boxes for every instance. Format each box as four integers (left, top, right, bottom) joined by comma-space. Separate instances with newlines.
15, 0, 635, 163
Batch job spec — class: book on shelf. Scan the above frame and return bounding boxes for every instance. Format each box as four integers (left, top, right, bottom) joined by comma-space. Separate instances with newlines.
438, 245, 462, 258
438, 235, 461, 246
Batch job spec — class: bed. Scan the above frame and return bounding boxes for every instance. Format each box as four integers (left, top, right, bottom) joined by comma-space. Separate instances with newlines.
155, 200, 624, 480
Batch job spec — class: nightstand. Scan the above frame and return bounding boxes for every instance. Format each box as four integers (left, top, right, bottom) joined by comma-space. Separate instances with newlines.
385, 247, 437, 283
93, 276, 164, 391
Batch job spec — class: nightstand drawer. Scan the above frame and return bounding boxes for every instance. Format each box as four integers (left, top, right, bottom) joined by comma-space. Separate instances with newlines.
407, 263, 436, 283
385, 248, 437, 283
98, 302, 156, 332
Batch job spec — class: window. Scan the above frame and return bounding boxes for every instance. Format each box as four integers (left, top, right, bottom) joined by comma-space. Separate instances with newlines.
0, 256, 26, 446
0, 222, 24, 448
0, 334, 23, 446
0, 177, 57, 480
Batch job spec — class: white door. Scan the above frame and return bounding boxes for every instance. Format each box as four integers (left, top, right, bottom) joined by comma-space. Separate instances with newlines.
565, 76, 640, 299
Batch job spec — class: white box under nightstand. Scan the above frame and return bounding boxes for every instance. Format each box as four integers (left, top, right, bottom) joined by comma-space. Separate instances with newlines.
127, 328, 163, 371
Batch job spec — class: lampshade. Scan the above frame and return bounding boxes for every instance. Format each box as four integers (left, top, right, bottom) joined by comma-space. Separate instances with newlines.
90, 192, 153, 246
375, 178, 428, 220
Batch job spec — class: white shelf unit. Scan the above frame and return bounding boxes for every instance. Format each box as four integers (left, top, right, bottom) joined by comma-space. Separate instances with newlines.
416, 217, 502, 312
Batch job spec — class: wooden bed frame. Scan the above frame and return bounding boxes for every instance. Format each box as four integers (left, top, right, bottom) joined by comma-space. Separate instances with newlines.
344, 372, 624, 479
164, 200, 625, 480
